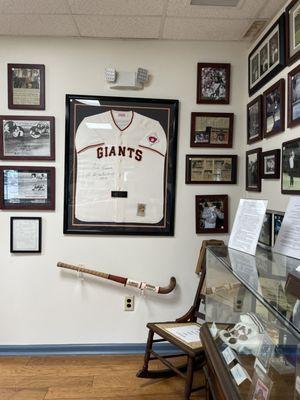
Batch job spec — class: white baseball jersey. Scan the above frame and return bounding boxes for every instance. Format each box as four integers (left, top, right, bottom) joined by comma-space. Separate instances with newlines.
75, 110, 167, 223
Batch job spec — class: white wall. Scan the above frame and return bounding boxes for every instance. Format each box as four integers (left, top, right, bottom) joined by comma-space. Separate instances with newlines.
0, 37, 247, 345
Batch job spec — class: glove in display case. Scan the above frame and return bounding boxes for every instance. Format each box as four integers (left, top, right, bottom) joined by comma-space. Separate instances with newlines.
201, 246, 300, 400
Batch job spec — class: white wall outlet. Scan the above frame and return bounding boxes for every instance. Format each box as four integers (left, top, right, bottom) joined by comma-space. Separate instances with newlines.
124, 295, 134, 311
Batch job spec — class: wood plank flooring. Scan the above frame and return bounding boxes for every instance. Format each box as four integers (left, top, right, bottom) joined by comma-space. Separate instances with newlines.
0, 355, 206, 399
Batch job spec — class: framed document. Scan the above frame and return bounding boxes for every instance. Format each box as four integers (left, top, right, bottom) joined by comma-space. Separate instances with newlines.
197, 63, 230, 104
8, 63, 45, 110
64, 95, 178, 235
10, 217, 41, 253
0, 116, 55, 160
0, 166, 55, 210
195, 194, 228, 234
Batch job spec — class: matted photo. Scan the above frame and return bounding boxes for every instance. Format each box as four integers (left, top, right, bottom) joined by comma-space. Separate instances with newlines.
273, 212, 284, 244
248, 368, 273, 400
195, 194, 228, 234
10, 217, 41, 253
286, 0, 300, 65
262, 149, 280, 179
247, 95, 263, 144
288, 63, 300, 127
8, 64, 45, 110
0, 166, 55, 210
190, 112, 234, 148
185, 155, 237, 184
258, 212, 272, 247
282, 137, 300, 194
246, 148, 262, 192
197, 63, 230, 104
0, 116, 55, 160
263, 79, 285, 137
248, 14, 285, 96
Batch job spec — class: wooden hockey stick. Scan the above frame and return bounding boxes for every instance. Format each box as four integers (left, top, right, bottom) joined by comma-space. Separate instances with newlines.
57, 262, 176, 294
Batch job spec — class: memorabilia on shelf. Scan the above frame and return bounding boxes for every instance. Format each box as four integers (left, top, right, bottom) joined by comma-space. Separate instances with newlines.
273, 212, 284, 244
248, 14, 285, 96
261, 149, 281, 179
197, 63, 230, 104
195, 194, 228, 234
258, 212, 272, 248
263, 79, 285, 137
246, 148, 262, 192
185, 154, 237, 184
288, 64, 300, 127
7, 63, 45, 110
248, 367, 273, 400
0, 166, 55, 210
256, 333, 275, 372
286, 0, 300, 65
247, 95, 263, 144
10, 217, 41, 253
64, 95, 178, 235
0, 116, 55, 160
281, 137, 300, 194
190, 112, 233, 148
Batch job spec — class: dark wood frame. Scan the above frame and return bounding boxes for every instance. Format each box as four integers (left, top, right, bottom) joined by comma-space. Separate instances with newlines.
263, 79, 285, 138
286, 0, 300, 66
8, 64, 45, 110
185, 154, 237, 184
258, 211, 272, 247
246, 147, 262, 192
0, 115, 55, 160
64, 94, 178, 236
281, 137, 300, 194
248, 14, 286, 96
247, 95, 263, 144
197, 63, 230, 104
288, 63, 300, 127
0, 166, 55, 210
10, 217, 42, 253
190, 112, 234, 148
195, 194, 228, 234
261, 149, 281, 179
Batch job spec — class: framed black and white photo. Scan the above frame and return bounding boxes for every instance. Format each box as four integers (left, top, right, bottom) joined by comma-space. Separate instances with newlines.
195, 194, 228, 234
262, 149, 281, 179
282, 137, 300, 194
288, 63, 300, 127
10, 217, 41, 253
248, 14, 285, 96
0, 166, 55, 210
273, 211, 284, 244
0, 116, 55, 160
247, 95, 263, 144
263, 79, 285, 137
246, 148, 262, 192
8, 64, 45, 110
258, 212, 272, 247
197, 63, 230, 104
286, 0, 300, 65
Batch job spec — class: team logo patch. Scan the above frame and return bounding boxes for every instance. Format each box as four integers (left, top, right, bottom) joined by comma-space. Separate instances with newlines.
146, 134, 159, 145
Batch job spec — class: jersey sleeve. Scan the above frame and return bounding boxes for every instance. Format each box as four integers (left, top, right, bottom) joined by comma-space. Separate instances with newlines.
75, 116, 105, 154
139, 120, 167, 157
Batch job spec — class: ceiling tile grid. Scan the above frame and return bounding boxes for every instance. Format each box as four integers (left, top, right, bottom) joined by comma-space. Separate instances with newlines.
0, 0, 71, 14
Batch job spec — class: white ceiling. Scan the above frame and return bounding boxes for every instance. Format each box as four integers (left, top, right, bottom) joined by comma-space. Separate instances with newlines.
0, 0, 287, 41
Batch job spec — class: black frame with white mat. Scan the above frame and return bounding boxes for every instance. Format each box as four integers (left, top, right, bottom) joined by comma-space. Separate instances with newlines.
10, 216, 42, 253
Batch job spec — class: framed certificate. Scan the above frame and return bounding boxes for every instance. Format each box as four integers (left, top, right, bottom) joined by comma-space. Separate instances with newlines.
10, 217, 41, 253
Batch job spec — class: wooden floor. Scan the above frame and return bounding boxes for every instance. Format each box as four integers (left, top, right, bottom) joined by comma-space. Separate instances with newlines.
0, 355, 206, 400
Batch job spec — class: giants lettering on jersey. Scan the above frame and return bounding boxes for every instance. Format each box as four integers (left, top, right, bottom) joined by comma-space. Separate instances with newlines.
97, 145, 143, 161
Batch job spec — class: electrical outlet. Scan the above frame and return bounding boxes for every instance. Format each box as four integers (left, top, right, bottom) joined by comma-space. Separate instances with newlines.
124, 295, 134, 311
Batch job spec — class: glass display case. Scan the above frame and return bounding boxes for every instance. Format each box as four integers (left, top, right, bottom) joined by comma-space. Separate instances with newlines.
201, 246, 300, 400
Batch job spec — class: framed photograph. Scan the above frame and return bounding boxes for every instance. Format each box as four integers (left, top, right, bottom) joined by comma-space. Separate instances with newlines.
195, 195, 228, 234
185, 155, 237, 184
248, 367, 273, 400
288, 64, 300, 127
246, 148, 262, 192
10, 217, 41, 253
0, 116, 55, 160
64, 95, 178, 235
196, 63, 230, 104
247, 95, 263, 144
248, 14, 285, 96
261, 149, 281, 179
190, 112, 234, 148
263, 79, 285, 137
258, 212, 272, 247
282, 137, 300, 194
273, 211, 284, 244
286, 0, 300, 65
0, 166, 55, 210
8, 64, 45, 110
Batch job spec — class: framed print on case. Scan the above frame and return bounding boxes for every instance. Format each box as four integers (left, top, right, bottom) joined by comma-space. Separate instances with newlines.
0, 116, 55, 160
64, 95, 178, 235
190, 112, 234, 148
8, 64, 45, 110
246, 148, 262, 192
263, 79, 285, 138
195, 195, 228, 234
286, 0, 300, 65
288, 63, 300, 127
247, 95, 263, 144
261, 149, 281, 179
282, 137, 300, 194
10, 217, 41, 253
197, 63, 230, 104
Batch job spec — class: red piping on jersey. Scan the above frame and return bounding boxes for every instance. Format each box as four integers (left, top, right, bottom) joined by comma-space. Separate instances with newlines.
77, 142, 105, 154
139, 145, 165, 157
110, 110, 134, 131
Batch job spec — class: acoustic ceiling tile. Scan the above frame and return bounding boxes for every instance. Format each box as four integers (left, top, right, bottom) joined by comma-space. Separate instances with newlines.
0, 0, 71, 14
259, 0, 287, 18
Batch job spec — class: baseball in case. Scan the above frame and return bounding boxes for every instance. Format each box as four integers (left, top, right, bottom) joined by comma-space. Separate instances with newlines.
64, 95, 178, 235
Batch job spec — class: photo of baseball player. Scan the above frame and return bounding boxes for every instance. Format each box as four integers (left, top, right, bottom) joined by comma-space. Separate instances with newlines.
282, 138, 300, 192
265, 88, 281, 133
291, 70, 300, 121
251, 54, 259, 84
248, 101, 260, 139
198, 199, 225, 229
247, 153, 259, 188
269, 31, 279, 67
260, 44, 269, 76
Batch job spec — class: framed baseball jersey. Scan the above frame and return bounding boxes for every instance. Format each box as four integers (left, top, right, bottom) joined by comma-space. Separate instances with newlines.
64, 95, 178, 235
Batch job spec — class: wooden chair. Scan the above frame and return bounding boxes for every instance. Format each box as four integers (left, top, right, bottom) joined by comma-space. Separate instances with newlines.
137, 240, 224, 400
